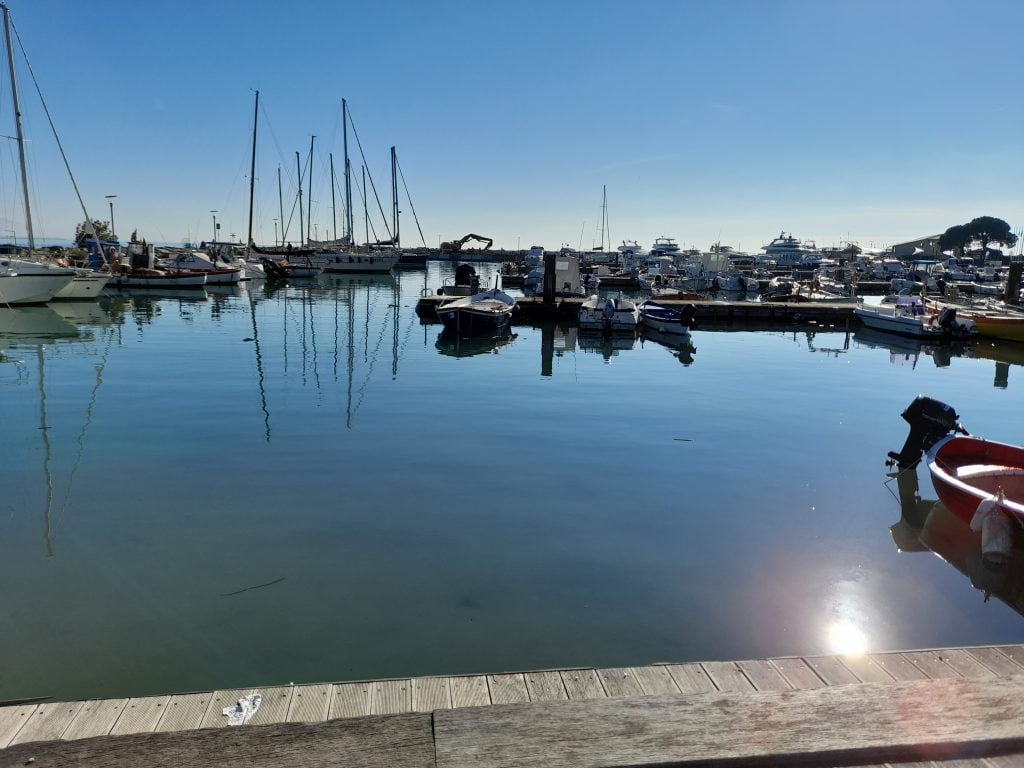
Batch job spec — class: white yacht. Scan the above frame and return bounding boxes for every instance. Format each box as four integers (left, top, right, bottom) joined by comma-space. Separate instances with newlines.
760, 231, 818, 267
650, 237, 681, 256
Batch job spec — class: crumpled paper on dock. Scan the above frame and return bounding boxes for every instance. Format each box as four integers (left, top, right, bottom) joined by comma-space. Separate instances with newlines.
223, 693, 262, 726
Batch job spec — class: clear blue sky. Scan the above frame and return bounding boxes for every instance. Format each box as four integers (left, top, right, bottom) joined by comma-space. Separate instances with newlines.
1, 0, 1021, 252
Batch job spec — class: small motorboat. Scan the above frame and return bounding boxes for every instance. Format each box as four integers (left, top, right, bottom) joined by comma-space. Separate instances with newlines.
638, 300, 696, 336
578, 295, 640, 334
106, 270, 208, 289
261, 259, 321, 279
854, 296, 975, 339
888, 397, 1024, 527
436, 287, 516, 334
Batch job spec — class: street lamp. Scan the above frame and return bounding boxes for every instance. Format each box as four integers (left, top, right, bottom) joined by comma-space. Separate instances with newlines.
104, 195, 117, 241
210, 210, 218, 243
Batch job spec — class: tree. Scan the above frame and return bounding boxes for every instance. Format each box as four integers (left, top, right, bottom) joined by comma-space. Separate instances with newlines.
74, 219, 113, 246
938, 224, 971, 256
966, 216, 1017, 256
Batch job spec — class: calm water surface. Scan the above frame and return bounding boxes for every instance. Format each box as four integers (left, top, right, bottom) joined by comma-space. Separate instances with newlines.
2, 263, 1023, 700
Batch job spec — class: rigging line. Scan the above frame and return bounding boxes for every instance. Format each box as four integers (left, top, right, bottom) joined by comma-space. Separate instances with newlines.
344, 106, 392, 241
248, 287, 272, 442
36, 345, 53, 558
55, 325, 115, 527
10, 19, 98, 235
352, 168, 378, 242
353, 298, 391, 417
396, 156, 427, 248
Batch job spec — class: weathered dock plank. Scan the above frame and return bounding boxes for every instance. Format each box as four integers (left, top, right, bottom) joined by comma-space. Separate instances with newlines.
449, 676, 489, 708
770, 657, 825, 689
8, 702, 82, 745
665, 662, 716, 693
968, 647, 1024, 677
61, 699, 128, 740
560, 669, 606, 700
995, 646, 1024, 671
737, 659, 792, 691
628, 665, 680, 695
369, 679, 411, 715
940, 648, 998, 679
805, 654, 861, 684
870, 652, 928, 681
596, 667, 644, 698
286, 683, 331, 723
903, 650, 961, 679
523, 670, 567, 701
411, 677, 452, 712
432, 678, 1024, 768
155, 693, 212, 733
248, 686, 294, 726
200, 689, 252, 729
0, 711, 436, 768
842, 654, 895, 683
109, 696, 169, 736
485, 674, 529, 705
330, 682, 372, 719
701, 660, 755, 691
0, 705, 37, 748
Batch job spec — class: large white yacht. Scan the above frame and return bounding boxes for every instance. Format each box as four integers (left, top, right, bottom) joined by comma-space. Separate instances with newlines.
650, 237, 681, 256
760, 232, 818, 267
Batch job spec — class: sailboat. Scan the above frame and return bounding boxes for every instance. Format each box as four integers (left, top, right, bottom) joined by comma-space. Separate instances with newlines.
0, 5, 75, 304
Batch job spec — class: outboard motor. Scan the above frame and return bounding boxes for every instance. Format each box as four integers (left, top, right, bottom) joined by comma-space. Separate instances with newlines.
679, 304, 698, 329
887, 396, 962, 469
936, 306, 957, 329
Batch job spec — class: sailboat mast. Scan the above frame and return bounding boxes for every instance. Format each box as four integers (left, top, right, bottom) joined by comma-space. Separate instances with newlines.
3, 4, 33, 250
330, 152, 337, 243
245, 89, 259, 254
277, 165, 284, 245
343, 99, 353, 243
307, 135, 315, 244
391, 146, 399, 247
295, 151, 304, 246
362, 164, 367, 246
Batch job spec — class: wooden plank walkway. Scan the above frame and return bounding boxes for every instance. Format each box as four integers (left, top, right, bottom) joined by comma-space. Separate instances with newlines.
1, 644, 1023, 749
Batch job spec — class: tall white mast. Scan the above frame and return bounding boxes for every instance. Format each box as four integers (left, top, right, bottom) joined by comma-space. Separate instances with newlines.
3, 3, 33, 250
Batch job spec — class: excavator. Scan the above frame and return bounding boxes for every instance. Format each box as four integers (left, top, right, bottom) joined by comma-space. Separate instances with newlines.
440, 233, 493, 252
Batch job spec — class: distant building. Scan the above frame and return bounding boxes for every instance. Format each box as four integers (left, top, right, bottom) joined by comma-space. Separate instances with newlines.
891, 235, 942, 258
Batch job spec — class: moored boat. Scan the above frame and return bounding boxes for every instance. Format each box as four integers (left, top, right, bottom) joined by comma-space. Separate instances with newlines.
578, 295, 640, 334
925, 300, 1024, 343
854, 297, 975, 339
638, 300, 696, 336
106, 271, 208, 289
436, 287, 516, 334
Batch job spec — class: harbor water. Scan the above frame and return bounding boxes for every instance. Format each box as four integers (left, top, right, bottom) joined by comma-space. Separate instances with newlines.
2, 262, 1023, 701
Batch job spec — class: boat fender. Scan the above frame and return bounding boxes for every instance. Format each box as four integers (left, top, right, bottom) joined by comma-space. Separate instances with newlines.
973, 495, 1014, 565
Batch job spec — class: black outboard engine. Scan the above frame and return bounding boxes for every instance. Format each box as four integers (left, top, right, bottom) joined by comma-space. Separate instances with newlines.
936, 307, 957, 329
679, 304, 698, 329
454, 263, 477, 286
887, 396, 961, 469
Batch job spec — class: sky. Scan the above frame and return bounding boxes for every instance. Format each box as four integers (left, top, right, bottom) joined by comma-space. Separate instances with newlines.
0, 0, 1021, 252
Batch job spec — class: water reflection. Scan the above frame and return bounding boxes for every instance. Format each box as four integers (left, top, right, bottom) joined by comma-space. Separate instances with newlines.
640, 329, 697, 366
435, 327, 517, 358
890, 468, 1024, 616
577, 333, 637, 361
0, 304, 119, 559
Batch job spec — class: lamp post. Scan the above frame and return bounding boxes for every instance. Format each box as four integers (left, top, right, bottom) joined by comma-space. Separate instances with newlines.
210, 210, 218, 243
104, 195, 117, 241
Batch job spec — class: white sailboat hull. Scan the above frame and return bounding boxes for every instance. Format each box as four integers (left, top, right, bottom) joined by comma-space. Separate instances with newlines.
52, 272, 110, 300
0, 272, 74, 304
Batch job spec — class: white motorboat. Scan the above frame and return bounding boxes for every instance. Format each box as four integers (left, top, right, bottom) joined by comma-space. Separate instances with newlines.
158, 252, 242, 284
710, 271, 759, 293
436, 287, 516, 334
53, 269, 110, 299
106, 271, 208, 289
760, 232, 818, 267
578, 295, 640, 333
854, 297, 975, 339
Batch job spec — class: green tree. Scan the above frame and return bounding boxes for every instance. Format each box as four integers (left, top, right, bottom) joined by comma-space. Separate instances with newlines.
74, 219, 113, 246
938, 224, 971, 256
966, 216, 1018, 256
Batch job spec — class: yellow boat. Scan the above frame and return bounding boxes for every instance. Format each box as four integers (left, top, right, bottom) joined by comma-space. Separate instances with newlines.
927, 300, 1024, 343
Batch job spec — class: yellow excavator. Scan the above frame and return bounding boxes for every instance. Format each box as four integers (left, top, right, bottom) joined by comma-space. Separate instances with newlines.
440, 233, 493, 252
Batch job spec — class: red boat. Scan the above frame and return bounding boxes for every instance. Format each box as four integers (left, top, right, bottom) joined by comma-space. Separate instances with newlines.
927, 435, 1024, 525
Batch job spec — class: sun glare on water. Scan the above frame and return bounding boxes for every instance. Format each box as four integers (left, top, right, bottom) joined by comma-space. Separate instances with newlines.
827, 620, 869, 656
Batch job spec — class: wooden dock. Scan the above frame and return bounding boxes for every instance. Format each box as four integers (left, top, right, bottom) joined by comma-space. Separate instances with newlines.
417, 294, 859, 324
3, 645, 1024, 766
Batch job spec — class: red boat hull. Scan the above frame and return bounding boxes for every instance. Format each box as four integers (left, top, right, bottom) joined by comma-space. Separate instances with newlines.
928, 435, 1024, 524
